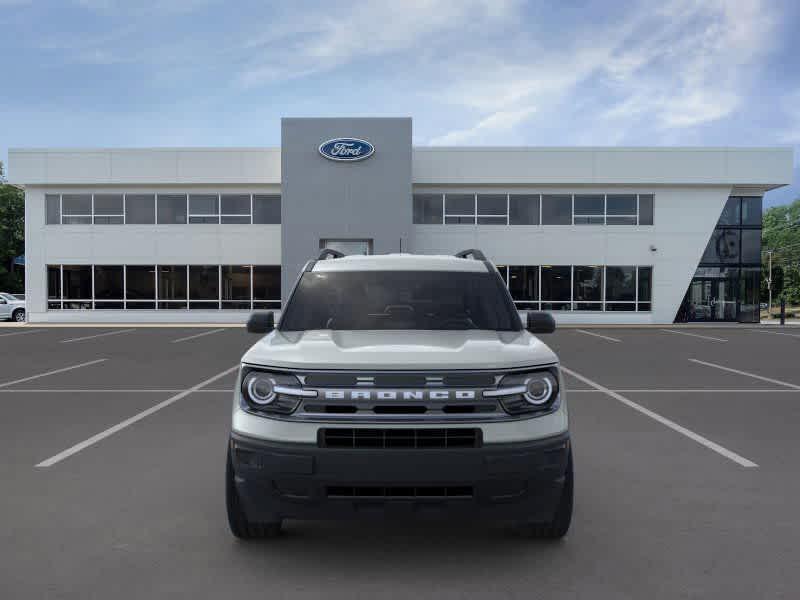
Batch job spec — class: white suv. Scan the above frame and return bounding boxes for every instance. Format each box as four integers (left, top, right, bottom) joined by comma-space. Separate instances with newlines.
226, 250, 572, 539
0, 293, 26, 322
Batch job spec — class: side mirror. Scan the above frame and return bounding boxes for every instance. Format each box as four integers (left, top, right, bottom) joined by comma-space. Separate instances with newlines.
526, 311, 556, 334
246, 311, 275, 334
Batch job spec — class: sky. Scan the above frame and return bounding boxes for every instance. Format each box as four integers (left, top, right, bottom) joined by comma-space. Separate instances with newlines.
1, 0, 798, 207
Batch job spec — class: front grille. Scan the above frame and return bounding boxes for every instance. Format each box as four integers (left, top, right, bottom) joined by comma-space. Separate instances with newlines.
326, 485, 474, 499
303, 373, 496, 388
319, 428, 482, 449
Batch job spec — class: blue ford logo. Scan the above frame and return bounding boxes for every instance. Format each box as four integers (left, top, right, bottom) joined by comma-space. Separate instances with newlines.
318, 138, 375, 162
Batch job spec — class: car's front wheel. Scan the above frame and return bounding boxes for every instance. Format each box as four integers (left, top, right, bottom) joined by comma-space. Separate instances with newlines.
226, 445, 282, 540
12, 309, 25, 322
517, 448, 573, 539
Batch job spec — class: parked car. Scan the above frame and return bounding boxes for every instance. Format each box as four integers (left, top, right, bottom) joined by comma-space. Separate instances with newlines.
226, 249, 571, 539
0, 293, 26, 322
760, 303, 768, 310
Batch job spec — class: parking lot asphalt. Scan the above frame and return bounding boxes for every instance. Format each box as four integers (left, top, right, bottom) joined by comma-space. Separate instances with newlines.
1, 325, 799, 599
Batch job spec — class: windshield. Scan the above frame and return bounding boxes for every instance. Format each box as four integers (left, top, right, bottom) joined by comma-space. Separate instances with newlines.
280, 270, 521, 331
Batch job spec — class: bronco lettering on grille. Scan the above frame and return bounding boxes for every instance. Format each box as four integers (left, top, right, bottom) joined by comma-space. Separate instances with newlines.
322, 390, 478, 401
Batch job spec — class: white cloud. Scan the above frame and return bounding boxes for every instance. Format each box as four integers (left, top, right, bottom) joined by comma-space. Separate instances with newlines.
429, 107, 536, 145
237, 0, 519, 87
428, 0, 779, 144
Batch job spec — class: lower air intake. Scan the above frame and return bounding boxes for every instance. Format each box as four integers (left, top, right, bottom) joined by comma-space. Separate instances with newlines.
319, 428, 481, 449
326, 485, 474, 499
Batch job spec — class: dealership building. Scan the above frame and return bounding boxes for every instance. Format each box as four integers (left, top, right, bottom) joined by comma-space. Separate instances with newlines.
9, 117, 794, 324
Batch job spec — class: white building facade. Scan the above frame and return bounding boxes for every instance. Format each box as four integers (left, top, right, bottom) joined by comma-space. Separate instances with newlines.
9, 117, 794, 324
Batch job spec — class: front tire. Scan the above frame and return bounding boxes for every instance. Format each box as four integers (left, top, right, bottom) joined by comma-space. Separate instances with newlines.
226, 445, 282, 539
517, 449, 573, 539
12, 309, 25, 322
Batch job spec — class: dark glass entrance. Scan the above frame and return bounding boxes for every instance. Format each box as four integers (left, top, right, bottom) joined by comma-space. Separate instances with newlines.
680, 269, 739, 322
676, 196, 762, 323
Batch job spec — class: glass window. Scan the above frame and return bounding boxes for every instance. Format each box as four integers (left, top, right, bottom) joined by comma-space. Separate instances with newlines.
93, 194, 124, 224
253, 194, 281, 224
477, 195, 507, 225
189, 265, 219, 308
189, 194, 219, 224
606, 194, 637, 225
739, 267, 760, 323
46, 194, 61, 225
573, 266, 602, 302
93, 266, 123, 299
637, 266, 652, 303
413, 194, 443, 224
509, 194, 540, 225
157, 194, 187, 224
126, 266, 155, 300
606, 194, 636, 215
62, 194, 92, 224
279, 271, 520, 331
606, 266, 635, 301
541, 266, 571, 303
158, 266, 187, 308
47, 266, 61, 300
717, 197, 740, 226
740, 229, 761, 263
573, 195, 604, 224
741, 197, 762, 226
444, 194, 475, 224
63, 265, 91, 299
320, 239, 372, 255
222, 265, 251, 309
638, 194, 654, 225
221, 194, 251, 224
702, 229, 740, 263
541, 195, 571, 225
605, 303, 636, 311
125, 194, 155, 224
508, 266, 538, 306
253, 266, 281, 309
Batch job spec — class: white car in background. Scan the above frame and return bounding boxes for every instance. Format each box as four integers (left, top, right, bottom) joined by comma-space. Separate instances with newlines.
0, 293, 26, 322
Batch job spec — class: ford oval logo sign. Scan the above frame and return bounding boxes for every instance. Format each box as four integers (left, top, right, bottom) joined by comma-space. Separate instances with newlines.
318, 138, 375, 162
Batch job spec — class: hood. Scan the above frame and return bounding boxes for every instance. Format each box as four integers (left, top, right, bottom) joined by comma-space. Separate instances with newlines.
241, 329, 558, 371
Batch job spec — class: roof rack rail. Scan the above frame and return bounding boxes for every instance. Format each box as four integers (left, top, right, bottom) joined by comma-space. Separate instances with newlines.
454, 249, 487, 261
318, 248, 346, 260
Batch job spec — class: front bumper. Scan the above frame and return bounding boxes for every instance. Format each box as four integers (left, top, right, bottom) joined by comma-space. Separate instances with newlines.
229, 431, 570, 523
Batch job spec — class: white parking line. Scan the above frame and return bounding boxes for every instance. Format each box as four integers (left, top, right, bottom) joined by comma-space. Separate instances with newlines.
0, 329, 43, 338
575, 329, 622, 343
561, 365, 758, 468
747, 329, 800, 338
568, 388, 800, 393
660, 329, 727, 342
60, 329, 135, 344
171, 328, 225, 343
35, 365, 239, 468
689, 358, 800, 390
0, 359, 108, 389
0, 388, 233, 393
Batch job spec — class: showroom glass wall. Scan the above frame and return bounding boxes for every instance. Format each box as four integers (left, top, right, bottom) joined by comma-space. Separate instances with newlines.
675, 196, 762, 323
495, 265, 652, 312
47, 265, 281, 310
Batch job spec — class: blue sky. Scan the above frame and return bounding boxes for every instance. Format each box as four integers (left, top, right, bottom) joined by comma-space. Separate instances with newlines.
1, 0, 798, 206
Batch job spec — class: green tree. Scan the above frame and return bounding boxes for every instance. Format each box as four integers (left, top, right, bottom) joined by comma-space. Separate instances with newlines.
762, 197, 800, 306
0, 161, 25, 293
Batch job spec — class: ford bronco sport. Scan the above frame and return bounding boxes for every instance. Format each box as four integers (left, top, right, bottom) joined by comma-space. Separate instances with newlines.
226, 249, 572, 539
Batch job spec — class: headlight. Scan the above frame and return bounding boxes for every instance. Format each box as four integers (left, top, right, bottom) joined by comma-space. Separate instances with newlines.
488, 368, 560, 415
240, 368, 312, 414
243, 372, 276, 405
523, 373, 556, 405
